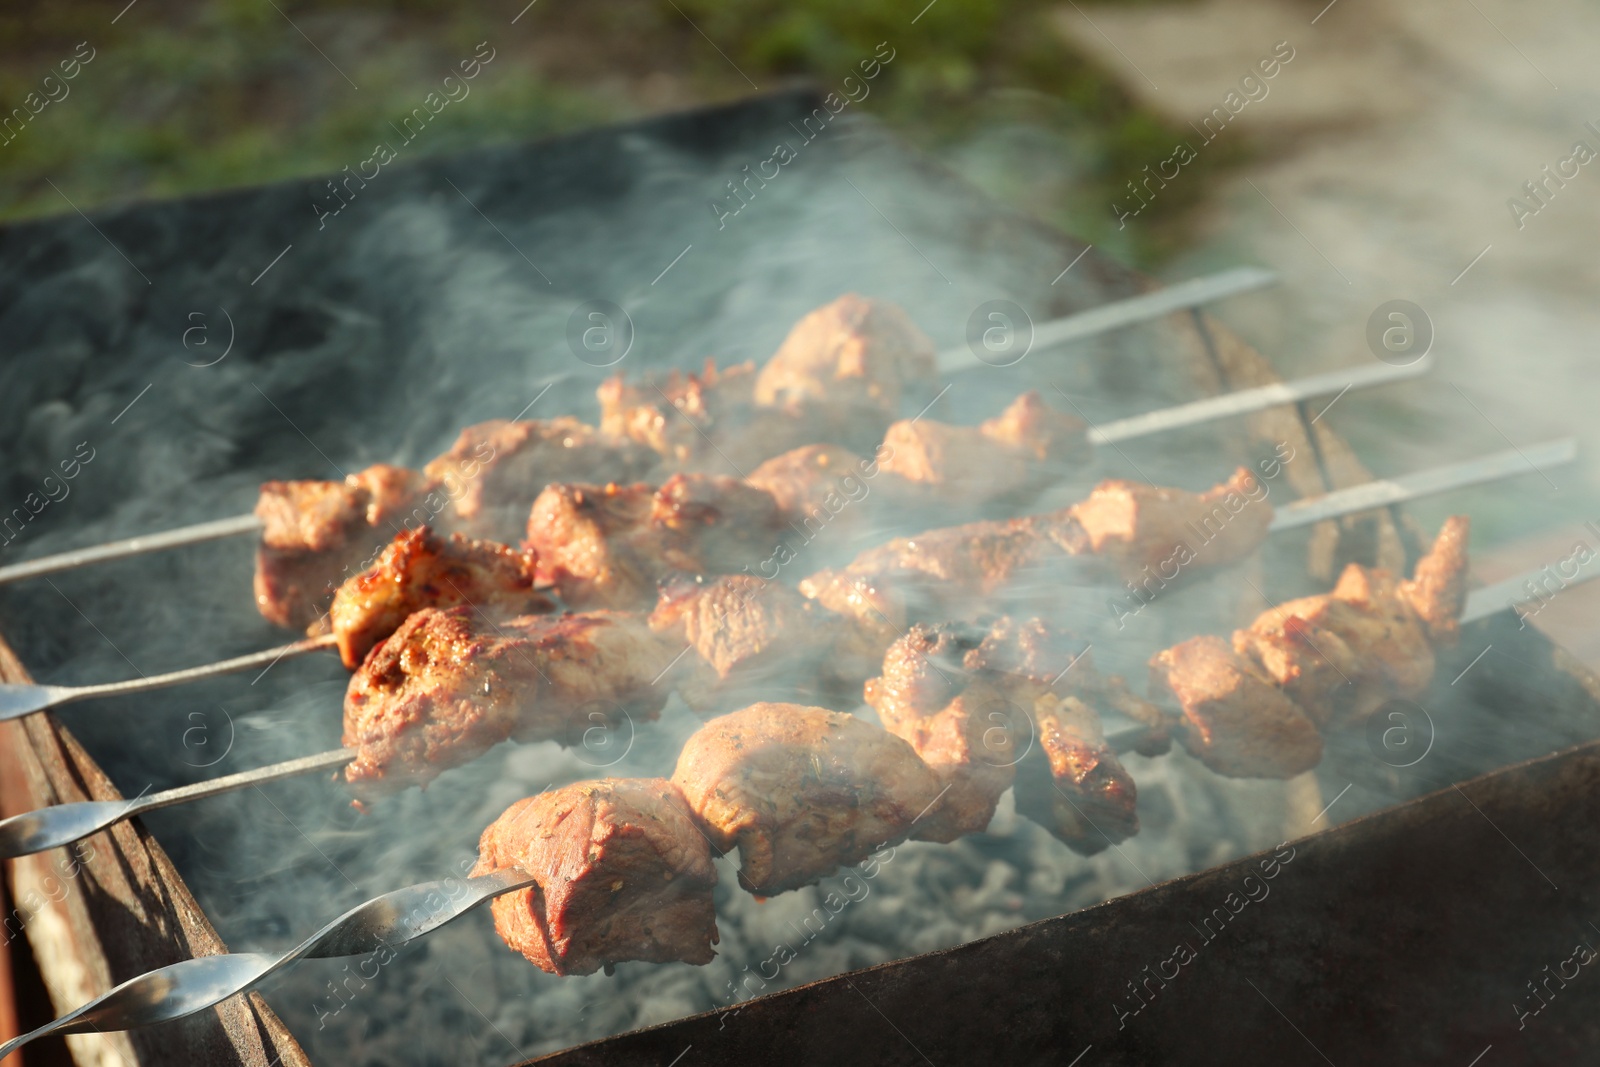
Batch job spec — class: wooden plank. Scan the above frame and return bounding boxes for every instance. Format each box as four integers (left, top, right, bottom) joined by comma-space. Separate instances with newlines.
0, 635, 311, 1067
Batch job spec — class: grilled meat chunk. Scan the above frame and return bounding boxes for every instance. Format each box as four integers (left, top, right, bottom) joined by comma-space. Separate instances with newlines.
753, 294, 937, 449
800, 513, 1060, 631
1399, 513, 1470, 644
1014, 694, 1140, 856
343, 607, 676, 792
799, 469, 1279, 632
1148, 518, 1469, 779
864, 622, 1018, 843
878, 392, 1089, 508
597, 359, 796, 471
672, 703, 941, 895
1232, 516, 1470, 728
1064, 466, 1273, 582
423, 418, 653, 541
1149, 634, 1324, 779
254, 463, 428, 629
473, 779, 719, 976
866, 616, 1146, 852
328, 526, 552, 669
649, 576, 834, 713
526, 475, 789, 609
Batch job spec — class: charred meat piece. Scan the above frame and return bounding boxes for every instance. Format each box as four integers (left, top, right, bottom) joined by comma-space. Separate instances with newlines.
672, 703, 941, 895
526, 475, 789, 609
1064, 466, 1274, 583
473, 779, 719, 976
1013, 694, 1140, 856
878, 392, 1089, 508
254, 463, 429, 629
423, 418, 653, 541
328, 526, 552, 669
1233, 516, 1470, 728
864, 622, 1018, 843
753, 294, 938, 450
1149, 634, 1324, 779
649, 575, 834, 714
342, 607, 676, 793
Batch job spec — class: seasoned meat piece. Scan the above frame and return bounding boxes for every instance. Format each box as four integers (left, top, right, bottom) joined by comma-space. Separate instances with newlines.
343, 607, 676, 793
1064, 466, 1274, 582
473, 779, 719, 976
1149, 635, 1323, 779
1399, 514, 1470, 644
1233, 517, 1469, 728
597, 359, 770, 470
253, 463, 429, 629
864, 622, 1018, 843
801, 513, 1062, 627
753, 295, 937, 448
649, 576, 833, 713
672, 703, 942, 894
525, 482, 658, 608
1013, 694, 1140, 856
878, 392, 1089, 507
794, 568, 905, 680
526, 475, 789, 609
423, 418, 653, 541
328, 526, 552, 669
746, 444, 878, 517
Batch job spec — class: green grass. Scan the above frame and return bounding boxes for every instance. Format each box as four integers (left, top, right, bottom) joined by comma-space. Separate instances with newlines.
0, 0, 1221, 267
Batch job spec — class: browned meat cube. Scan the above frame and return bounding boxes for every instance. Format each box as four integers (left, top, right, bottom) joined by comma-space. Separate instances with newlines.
801, 513, 1060, 628
1013, 694, 1140, 856
672, 703, 942, 894
525, 482, 658, 608
649, 575, 834, 713
1233, 516, 1469, 728
794, 568, 906, 680
745, 444, 879, 519
1400, 514, 1470, 645
878, 392, 1089, 507
253, 463, 428, 629
525, 474, 788, 609
753, 295, 937, 443
1149, 635, 1323, 779
328, 526, 552, 669
597, 359, 790, 471
472, 779, 719, 976
342, 607, 676, 793
864, 622, 1018, 843
422, 418, 653, 541
1064, 466, 1274, 582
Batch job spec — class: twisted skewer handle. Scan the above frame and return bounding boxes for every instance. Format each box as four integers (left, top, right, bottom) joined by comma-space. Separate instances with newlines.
0, 865, 537, 1062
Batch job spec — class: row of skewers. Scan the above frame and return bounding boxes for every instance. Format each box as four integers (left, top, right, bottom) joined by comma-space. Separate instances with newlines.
0, 288, 1575, 1059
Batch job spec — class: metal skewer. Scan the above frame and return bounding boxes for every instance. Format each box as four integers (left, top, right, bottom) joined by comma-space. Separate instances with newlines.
0, 633, 337, 722
0, 748, 355, 858
0, 268, 1286, 591
934, 265, 1278, 372
0, 439, 1576, 861
1268, 437, 1576, 531
0, 440, 1573, 727
0, 864, 538, 1063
